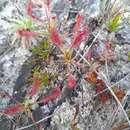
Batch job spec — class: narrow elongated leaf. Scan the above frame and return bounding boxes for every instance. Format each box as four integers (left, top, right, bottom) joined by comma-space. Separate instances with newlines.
128, 51, 130, 61
41, 72, 49, 86
27, 78, 41, 97
40, 87, 61, 104
27, 0, 37, 20
50, 28, 62, 48
73, 14, 83, 33
44, 0, 50, 8
86, 49, 93, 61
27, 0, 33, 17
71, 26, 89, 48
67, 74, 77, 89
108, 13, 122, 32
3, 104, 24, 115
104, 41, 110, 49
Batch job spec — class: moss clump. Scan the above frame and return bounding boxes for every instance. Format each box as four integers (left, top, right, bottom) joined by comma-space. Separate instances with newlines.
31, 38, 51, 61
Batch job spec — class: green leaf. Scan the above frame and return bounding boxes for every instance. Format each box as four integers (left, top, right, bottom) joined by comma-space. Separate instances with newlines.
108, 13, 122, 32
41, 72, 49, 86
32, 66, 41, 78
128, 51, 130, 61
10, 18, 38, 33
31, 67, 49, 87
31, 39, 51, 60
25, 19, 33, 29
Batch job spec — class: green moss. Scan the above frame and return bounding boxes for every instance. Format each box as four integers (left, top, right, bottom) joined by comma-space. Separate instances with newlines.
41, 72, 49, 86
31, 39, 51, 60
31, 66, 49, 87
128, 51, 130, 61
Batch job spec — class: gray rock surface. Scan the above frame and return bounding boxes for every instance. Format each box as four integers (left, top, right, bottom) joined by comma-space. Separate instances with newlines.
0, 48, 31, 109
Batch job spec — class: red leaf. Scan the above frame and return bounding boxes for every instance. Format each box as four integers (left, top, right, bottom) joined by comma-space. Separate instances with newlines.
73, 14, 83, 33
27, 78, 41, 97
67, 74, 77, 89
85, 71, 97, 84
26, 0, 37, 20
44, 0, 50, 8
50, 28, 62, 47
27, 0, 33, 16
114, 89, 125, 101
71, 26, 89, 48
86, 49, 93, 60
3, 104, 24, 115
99, 94, 109, 103
17, 29, 37, 38
40, 87, 61, 104
96, 80, 109, 103
104, 41, 110, 49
